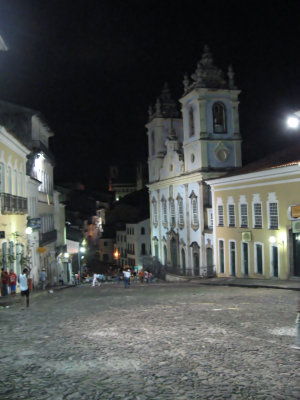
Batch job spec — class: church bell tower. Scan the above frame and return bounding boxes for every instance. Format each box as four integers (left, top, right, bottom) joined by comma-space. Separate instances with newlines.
180, 46, 242, 175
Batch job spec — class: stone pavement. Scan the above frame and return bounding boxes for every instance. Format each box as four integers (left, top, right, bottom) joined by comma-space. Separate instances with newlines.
0, 283, 299, 400
195, 277, 300, 291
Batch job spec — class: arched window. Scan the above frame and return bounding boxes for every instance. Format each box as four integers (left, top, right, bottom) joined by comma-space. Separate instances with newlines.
141, 227, 145, 235
169, 199, 175, 227
151, 131, 155, 155
161, 197, 168, 227
141, 243, 146, 255
188, 106, 195, 137
177, 196, 184, 227
0, 162, 5, 192
213, 102, 227, 133
7, 166, 12, 194
14, 170, 18, 196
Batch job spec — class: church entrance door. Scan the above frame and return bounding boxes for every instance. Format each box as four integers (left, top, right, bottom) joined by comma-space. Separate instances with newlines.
171, 238, 177, 269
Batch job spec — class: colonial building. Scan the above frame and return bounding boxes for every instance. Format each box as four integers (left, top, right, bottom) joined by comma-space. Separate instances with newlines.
147, 46, 241, 276
0, 100, 67, 287
208, 146, 300, 280
0, 125, 30, 279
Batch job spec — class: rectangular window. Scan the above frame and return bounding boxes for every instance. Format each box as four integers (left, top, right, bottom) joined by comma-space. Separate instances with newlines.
178, 199, 184, 226
152, 201, 158, 225
219, 239, 225, 273
229, 241, 236, 276
217, 205, 224, 226
192, 198, 199, 226
163, 201, 167, 225
253, 203, 262, 228
228, 204, 235, 227
240, 203, 248, 228
170, 200, 176, 226
255, 243, 263, 274
268, 202, 279, 229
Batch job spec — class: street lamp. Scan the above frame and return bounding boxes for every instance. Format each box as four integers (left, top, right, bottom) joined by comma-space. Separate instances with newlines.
286, 111, 300, 129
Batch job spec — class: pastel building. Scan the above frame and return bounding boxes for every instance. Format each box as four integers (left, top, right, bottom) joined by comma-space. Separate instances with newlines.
208, 148, 300, 280
0, 125, 29, 278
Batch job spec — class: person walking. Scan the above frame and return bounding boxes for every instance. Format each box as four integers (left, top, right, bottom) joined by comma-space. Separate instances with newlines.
92, 273, 99, 287
9, 269, 17, 295
19, 268, 30, 309
40, 268, 47, 290
1, 267, 9, 296
123, 268, 131, 288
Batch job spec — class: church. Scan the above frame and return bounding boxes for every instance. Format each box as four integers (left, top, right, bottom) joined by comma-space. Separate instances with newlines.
147, 46, 242, 276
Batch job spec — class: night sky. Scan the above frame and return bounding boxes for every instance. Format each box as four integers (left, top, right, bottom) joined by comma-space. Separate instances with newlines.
0, 0, 300, 189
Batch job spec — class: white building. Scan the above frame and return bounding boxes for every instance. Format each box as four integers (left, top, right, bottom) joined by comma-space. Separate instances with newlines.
126, 219, 150, 268
0, 100, 68, 287
147, 46, 242, 276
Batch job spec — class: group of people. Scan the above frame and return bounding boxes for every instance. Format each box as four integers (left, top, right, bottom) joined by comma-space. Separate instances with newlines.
1, 267, 30, 308
1, 268, 17, 296
115, 268, 153, 288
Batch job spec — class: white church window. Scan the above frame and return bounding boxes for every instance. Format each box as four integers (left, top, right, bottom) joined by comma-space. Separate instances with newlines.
213, 102, 227, 133
169, 199, 176, 227
189, 192, 199, 229
188, 106, 195, 137
177, 196, 184, 228
152, 198, 158, 226
161, 197, 168, 227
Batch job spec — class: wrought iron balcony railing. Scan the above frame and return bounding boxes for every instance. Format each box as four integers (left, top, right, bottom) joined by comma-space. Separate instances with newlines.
0, 193, 27, 214
39, 230, 57, 246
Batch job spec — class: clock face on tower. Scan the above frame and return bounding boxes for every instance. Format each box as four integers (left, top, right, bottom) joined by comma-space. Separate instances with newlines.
214, 142, 230, 163
216, 148, 229, 162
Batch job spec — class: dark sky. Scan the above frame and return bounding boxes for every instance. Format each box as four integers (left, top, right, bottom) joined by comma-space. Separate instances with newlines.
0, 0, 300, 189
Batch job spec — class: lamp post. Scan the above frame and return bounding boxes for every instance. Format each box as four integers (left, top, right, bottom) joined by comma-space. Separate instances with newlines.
78, 245, 86, 280
286, 110, 300, 129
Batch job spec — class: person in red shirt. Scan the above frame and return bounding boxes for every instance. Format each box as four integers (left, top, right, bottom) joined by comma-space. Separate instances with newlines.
1, 268, 9, 296
9, 269, 17, 295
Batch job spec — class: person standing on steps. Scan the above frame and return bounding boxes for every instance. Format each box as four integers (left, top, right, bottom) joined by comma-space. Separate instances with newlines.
19, 268, 30, 309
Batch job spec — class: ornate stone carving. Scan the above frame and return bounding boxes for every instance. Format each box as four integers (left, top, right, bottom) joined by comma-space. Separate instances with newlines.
183, 45, 236, 94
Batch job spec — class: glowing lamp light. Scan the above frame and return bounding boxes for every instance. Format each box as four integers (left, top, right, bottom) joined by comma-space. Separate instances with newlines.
80, 247, 86, 253
269, 236, 276, 244
64, 252, 69, 258
114, 249, 120, 259
25, 227, 33, 234
287, 116, 300, 129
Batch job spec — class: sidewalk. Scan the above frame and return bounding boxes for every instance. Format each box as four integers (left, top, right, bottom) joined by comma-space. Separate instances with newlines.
193, 277, 300, 291
0, 284, 74, 307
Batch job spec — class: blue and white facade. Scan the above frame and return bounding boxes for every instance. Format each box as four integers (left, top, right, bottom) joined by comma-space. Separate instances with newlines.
147, 46, 242, 276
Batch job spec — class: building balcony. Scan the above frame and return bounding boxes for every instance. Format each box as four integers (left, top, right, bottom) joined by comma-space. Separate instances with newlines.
39, 229, 57, 246
127, 249, 135, 255
0, 193, 27, 214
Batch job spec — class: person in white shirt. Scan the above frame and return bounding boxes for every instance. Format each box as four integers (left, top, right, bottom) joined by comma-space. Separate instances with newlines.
92, 273, 100, 287
123, 269, 131, 288
19, 268, 30, 309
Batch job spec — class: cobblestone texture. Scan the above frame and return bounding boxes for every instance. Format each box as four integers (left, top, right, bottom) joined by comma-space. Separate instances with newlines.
0, 283, 299, 399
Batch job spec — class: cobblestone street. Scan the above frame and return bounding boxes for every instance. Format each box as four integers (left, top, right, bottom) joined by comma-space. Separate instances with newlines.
0, 283, 299, 400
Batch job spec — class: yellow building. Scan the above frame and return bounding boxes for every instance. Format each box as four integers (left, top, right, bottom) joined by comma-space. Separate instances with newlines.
0, 125, 30, 277
208, 148, 300, 280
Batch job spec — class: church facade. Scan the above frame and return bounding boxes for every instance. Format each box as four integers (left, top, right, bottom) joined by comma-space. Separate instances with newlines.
147, 47, 242, 276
